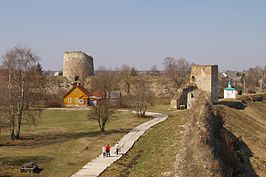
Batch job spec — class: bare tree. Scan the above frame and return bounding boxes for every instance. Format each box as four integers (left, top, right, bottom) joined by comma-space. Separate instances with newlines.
91, 66, 118, 98
119, 65, 134, 95
163, 57, 191, 88
130, 67, 138, 76
0, 69, 9, 133
131, 79, 154, 117
36, 62, 43, 74
245, 66, 266, 93
87, 100, 114, 132
0, 46, 45, 139
150, 65, 159, 76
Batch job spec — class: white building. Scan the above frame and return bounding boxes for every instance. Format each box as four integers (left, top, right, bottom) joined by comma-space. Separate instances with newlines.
224, 81, 237, 99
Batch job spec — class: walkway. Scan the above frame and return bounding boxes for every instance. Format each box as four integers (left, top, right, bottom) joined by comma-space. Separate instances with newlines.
71, 112, 168, 177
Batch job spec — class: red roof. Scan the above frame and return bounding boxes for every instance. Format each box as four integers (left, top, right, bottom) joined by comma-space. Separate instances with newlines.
91, 91, 106, 98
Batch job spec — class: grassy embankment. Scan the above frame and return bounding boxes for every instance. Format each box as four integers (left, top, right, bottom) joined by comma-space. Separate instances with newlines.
0, 109, 150, 177
220, 100, 266, 177
101, 99, 266, 177
101, 104, 188, 177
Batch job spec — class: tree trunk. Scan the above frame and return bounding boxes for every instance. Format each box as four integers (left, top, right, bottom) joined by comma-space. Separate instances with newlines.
126, 83, 130, 95
98, 120, 103, 132
8, 70, 15, 140
15, 79, 25, 139
14, 107, 23, 139
10, 115, 15, 140
102, 117, 107, 132
14, 116, 22, 139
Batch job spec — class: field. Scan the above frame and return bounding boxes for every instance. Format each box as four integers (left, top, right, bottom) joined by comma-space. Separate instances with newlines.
0, 109, 151, 177
101, 108, 188, 177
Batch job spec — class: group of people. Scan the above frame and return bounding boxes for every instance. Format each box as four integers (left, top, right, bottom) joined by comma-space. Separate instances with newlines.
102, 142, 120, 157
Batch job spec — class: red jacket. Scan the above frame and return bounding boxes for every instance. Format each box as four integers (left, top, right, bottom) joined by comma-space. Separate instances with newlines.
106, 145, 110, 151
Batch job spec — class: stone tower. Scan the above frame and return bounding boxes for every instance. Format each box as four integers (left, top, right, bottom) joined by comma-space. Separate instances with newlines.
190, 65, 218, 103
63, 51, 94, 81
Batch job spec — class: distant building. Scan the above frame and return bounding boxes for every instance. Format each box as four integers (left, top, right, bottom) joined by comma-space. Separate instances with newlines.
89, 91, 106, 106
170, 86, 196, 110
63, 51, 94, 81
63, 85, 118, 107
108, 91, 121, 99
63, 85, 91, 106
53, 71, 63, 76
224, 81, 237, 99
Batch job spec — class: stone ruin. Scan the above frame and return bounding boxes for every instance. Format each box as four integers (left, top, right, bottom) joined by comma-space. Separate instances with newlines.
63, 51, 94, 81
170, 65, 218, 109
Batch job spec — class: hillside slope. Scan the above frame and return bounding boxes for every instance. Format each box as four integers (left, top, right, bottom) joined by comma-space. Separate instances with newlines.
219, 101, 266, 177
175, 92, 266, 177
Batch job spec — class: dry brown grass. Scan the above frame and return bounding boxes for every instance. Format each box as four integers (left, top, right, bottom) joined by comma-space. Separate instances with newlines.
175, 91, 262, 177
100, 107, 187, 177
0, 110, 150, 177
219, 101, 266, 177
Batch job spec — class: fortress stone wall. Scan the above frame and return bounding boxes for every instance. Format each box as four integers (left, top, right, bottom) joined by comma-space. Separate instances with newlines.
63, 51, 94, 81
190, 65, 218, 103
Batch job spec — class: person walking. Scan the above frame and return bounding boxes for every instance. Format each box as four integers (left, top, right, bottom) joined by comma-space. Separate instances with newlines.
102, 146, 106, 157
115, 142, 120, 155
106, 144, 111, 157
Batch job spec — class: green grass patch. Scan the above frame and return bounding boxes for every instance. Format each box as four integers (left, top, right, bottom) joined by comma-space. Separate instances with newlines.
100, 108, 188, 177
0, 109, 150, 177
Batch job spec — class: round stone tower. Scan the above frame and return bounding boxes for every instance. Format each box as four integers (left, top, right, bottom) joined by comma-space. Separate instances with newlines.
63, 51, 94, 81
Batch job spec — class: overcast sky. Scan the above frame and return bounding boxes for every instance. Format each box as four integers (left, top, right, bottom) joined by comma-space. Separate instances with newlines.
0, 0, 265, 71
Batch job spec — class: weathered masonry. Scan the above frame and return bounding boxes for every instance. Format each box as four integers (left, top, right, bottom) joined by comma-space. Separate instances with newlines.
63, 51, 94, 81
189, 65, 218, 104
171, 65, 219, 110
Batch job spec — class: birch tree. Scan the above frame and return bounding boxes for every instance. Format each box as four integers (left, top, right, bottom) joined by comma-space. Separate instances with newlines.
1, 46, 45, 139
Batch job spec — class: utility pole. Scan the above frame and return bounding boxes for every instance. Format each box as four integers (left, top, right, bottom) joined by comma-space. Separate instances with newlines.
259, 77, 263, 93
243, 71, 246, 94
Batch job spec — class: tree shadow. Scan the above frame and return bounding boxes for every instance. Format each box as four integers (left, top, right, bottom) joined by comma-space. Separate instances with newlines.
210, 110, 258, 177
0, 156, 53, 166
218, 101, 247, 110
0, 128, 132, 147
238, 137, 259, 177
0, 155, 52, 175
32, 167, 43, 174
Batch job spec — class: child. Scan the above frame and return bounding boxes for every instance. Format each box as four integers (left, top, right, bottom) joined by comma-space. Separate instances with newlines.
102, 146, 106, 157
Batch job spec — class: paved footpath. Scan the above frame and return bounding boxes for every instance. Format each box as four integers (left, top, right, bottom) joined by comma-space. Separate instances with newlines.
71, 111, 168, 177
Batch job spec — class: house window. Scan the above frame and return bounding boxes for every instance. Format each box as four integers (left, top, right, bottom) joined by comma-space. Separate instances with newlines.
79, 99, 84, 104
75, 98, 79, 103
68, 98, 72, 103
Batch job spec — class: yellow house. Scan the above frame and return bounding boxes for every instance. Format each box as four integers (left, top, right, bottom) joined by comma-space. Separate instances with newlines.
63, 85, 91, 106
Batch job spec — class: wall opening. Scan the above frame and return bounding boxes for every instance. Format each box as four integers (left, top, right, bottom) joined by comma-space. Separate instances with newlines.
74, 75, 79, 81
192, 76, 195, 82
